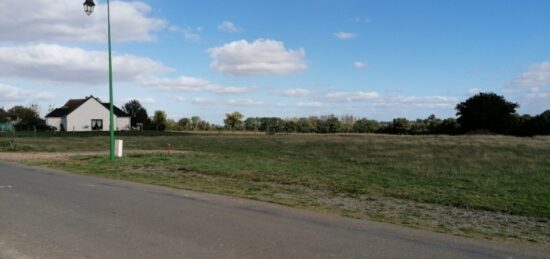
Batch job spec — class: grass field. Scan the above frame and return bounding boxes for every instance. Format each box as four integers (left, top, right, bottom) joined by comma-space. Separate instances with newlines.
2, 132, 549, 244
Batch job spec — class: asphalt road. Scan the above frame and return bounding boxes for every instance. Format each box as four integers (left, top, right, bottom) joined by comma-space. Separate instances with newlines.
0, 162, 547, 259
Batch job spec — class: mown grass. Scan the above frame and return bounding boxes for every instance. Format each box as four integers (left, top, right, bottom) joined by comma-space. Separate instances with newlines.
4, 133, 550, 219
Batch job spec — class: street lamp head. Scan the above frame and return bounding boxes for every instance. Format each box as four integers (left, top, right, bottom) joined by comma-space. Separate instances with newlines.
83, 0, 96, 16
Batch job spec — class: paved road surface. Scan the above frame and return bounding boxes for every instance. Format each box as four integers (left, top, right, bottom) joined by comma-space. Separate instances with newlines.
0, 162, 547, 258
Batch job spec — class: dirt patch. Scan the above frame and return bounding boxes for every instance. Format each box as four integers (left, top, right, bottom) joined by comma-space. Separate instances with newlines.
0, 152, 69, 161
0, 150, 187, 162
318, 195, 550, 243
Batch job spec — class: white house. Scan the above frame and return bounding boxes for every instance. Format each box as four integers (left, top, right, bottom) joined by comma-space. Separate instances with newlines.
46, 96, 131, 132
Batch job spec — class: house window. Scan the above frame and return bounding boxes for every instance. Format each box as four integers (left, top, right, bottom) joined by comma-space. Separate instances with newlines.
91, 119, 103, 131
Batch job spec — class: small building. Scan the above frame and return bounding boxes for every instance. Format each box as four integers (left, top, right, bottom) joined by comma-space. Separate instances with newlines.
46, 96, 130, 132
0, 109, 19, 132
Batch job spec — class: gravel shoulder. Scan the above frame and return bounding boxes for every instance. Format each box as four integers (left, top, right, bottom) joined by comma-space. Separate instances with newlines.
0, 150, 184, 161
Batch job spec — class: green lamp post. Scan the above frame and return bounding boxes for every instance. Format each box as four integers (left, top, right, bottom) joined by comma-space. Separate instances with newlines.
83, 0, 116, 161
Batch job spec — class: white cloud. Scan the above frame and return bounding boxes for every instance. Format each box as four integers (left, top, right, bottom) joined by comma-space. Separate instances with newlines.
141, 97, 157, 104
279, 88, 312, 97
351, 17, 372, 24
295, 101, 324, 107
354, 61, 367, 69
326, 91, 380, 102
218, 21, 241, 33
373, 95, 459, 109
138, 76, 254, 94
0, 44, 256, 97
505, 62, 550, 113
0, 83, 54, 102
0, 0, 165, 43
208, 39, 307, 76
169, 25, 202, 42
512, 62, 550, 89
334, 32, 357, 40
193, 97, 216, 105
183, 27, 203, 43
467, 88, 482, 96
227, 99, 263, 106
323, 91, 458, 109
120, 97, 156, 104
0, 44, 171, 84
268, 92, 460, 119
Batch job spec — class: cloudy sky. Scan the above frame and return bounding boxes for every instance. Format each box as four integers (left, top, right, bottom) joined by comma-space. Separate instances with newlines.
0, 0, 549, 123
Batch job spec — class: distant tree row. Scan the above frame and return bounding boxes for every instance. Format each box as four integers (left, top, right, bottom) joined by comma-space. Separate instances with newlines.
122, 100, 217, 132
231, 114, 462, 135
1, 92, 547, 136
0, 105, 43, 131
210, 93, 547, 136
122, 92, 550, 136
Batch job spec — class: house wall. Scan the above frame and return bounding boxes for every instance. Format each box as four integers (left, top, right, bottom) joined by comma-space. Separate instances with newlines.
66, 99, 112, 132
61, 117, 67, 131
45, 117, 61, 130
116, 117, 131, 131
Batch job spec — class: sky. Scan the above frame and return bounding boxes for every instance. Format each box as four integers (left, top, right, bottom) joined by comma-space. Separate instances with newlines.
0, 0, 549, 123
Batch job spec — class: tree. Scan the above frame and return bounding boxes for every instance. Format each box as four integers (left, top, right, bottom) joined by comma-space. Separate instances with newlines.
315, 119, 328, 133
122, 99, 141, 118
224, 112, 244, 131
297, 118, 315, 133
0, 108, 9, 123
388, 118, 410, 134
152, 110, 167, 131
425, 115, 443, 134
136, 108, 151, 129
325, 116, 341, 133
436, 118, 459, 135
9, 105, 43, 130
510, 114, 533, 136
197, 120, 211, 131
122, 99, 149, 128
259, 117, 284, 133
191, 116, 201, 131
315, 116, 341, 133
531, 110, 550, 135
284, 120, 298, 133
340, 115, 355, 133
244, 117, 261, 131
409, 119, 429, 135
456, 92, 519, 134
178, 118, 191, 130
165, 119, 178, 131
352, 118, 379, 133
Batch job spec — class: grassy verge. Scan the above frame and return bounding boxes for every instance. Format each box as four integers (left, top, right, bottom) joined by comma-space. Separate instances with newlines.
3, 133, 550, 244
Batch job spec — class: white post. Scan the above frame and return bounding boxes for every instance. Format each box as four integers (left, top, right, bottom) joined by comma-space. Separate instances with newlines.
115, 139, 123, 158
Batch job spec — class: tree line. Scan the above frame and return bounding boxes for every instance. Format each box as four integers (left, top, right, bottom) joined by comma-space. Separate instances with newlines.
1, 92, 547, 136
0, 105, 43, 131
125, 92, 549, 136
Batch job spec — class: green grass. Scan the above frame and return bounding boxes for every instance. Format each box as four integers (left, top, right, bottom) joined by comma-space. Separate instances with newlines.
4, 133, 550, 219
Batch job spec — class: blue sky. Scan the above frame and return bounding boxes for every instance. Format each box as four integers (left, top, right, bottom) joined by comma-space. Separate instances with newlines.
0, 0, 549, 123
